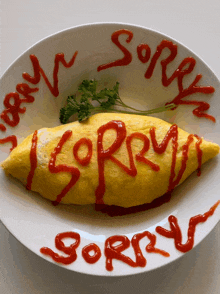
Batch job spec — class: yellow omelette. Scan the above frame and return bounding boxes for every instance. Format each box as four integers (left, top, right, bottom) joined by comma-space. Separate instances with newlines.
1, 113, 219, 207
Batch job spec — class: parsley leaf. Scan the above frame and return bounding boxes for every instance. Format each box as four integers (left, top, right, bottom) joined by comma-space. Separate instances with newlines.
59, 80, 175, 123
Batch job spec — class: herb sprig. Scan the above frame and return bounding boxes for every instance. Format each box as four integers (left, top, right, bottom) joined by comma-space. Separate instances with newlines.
59, 80, 175, 123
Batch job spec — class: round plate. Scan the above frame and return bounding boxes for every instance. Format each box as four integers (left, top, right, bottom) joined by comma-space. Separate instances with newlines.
0, 23, 219, 276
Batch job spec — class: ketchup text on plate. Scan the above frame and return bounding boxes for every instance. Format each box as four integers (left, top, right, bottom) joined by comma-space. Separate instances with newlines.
0, 28, 218, 272
0, 29, 216, 152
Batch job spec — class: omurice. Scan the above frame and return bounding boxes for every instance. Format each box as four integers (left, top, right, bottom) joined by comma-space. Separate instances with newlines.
1, 113, 219, 208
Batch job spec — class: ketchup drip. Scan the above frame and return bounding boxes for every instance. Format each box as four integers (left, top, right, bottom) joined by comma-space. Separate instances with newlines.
48, 130, 80, 205
26, 130, 38, 190
156, 200, 220, 253
40, 231, 80, 265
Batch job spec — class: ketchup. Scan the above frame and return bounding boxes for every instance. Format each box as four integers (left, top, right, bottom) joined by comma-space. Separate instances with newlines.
82, 243, 102, 264
0, 135, 17, 151
97, 30, 215, 122
0, 29, 218, 272
73, 138, 93, 166
95, 121, 203, 207
26, 130, 38, 190
105, 231, 170, 271
97, 29, 133, 71
0, 30, 216, 152
0, 52, 78, 151
156, 200, 220, 253
48, 130, 80, 206
22, 52, 78, 97
40, 231, 80, 265
40, 200, 219, 271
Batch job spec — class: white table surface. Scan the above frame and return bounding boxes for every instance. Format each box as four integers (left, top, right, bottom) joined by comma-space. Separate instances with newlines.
1, 1, 220, 293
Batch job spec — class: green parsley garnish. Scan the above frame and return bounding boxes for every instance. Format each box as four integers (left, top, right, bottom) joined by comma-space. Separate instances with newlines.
59, 80, 176, 123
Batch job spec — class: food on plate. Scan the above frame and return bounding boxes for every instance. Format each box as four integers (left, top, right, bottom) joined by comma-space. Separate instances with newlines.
1, 113, 219, 208
59, 79, 175, 123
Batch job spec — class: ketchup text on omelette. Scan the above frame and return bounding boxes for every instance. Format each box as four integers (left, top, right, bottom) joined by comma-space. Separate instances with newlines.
1, 113, 219, 208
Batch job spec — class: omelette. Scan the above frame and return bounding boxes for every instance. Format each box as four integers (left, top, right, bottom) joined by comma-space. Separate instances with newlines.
1, 113, 219, 208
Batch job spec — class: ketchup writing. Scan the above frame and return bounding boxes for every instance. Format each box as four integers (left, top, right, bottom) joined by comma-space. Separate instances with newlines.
156, 200, 220, 253
0, 29, 218, 272
26, 130, 38, 190
0, 52, 78, 151
105, 231, 169, 271
48, 130, 81, 206
0, 30, 216, 153
95, 121, 202, 206
40, 200, 220, 271
97, 30, 215, 122
97, 29, 133, 71
22, 52, 78, 97
40, 231, 80, 265
26, 120, 204, 207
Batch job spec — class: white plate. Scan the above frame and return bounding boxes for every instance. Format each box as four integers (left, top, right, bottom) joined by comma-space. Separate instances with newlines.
0, 23, 220, 276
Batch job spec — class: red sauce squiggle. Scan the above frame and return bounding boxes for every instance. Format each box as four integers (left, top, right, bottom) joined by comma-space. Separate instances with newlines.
22, 52, 78, 97
0, 124, 6, 132
73, 138, 93, 166
145, 44, 215, 122
97, 29, 133, 72
105, 231, 169, 271
0, 135, 17, 152
48, 130, 80, 206
168, 75, 215, 122
169, 134, 194, 191
40, 231, 80, 265
156, 200, 220, 253
145, 40, 177, 81
97, 124, 203, 216
97, 30, 215, 122
39, 201, 219, 270
105, 235, 138, 271
194, 134, 203, 176
150, 124, 178, 192
23, 120, 204, 210
95, 120, 127, 204
82, 243, 102, 264
150, 125, 202, 193
127, 132, 160, 172
26, 130, 38, 190
0, 52, 78, 150
95, 121, 162, 205
137, 43, 151, 64
1, 85, 39, 128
